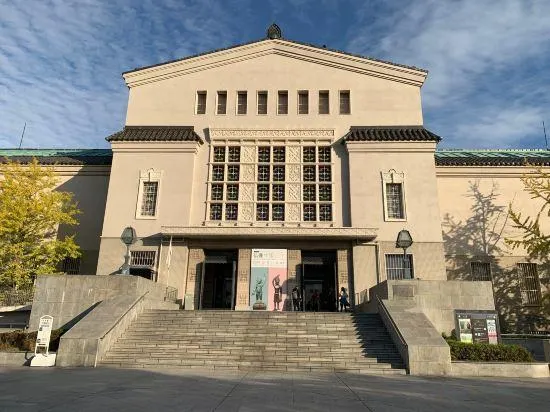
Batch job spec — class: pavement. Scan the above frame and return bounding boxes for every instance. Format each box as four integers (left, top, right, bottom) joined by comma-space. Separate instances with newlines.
0, 367, 548, 411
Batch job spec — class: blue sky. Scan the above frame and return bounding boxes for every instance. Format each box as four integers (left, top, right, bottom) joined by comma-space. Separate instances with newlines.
1, 0, 549, 149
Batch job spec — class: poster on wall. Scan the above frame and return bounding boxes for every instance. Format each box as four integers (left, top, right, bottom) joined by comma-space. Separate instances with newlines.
455, 310, 500, 344
457, 316, 473, 343
250, 249, 288, 311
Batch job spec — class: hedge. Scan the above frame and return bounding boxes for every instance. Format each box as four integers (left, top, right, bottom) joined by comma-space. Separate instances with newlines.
446, 339, 534, 362
0, 328, 65, 352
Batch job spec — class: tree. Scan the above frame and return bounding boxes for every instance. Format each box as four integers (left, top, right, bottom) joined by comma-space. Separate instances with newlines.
0, 159, 80, 288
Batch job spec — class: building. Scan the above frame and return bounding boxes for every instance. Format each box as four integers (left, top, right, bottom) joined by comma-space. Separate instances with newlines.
1, 25, 548, 334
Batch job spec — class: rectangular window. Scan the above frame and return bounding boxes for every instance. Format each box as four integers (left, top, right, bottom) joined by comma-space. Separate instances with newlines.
226, 184, 239, 201
196, 91, 207, 114
272, 184, 285, 201
258, 165, 270, 181
256, 204, 269, 221
212, 165, 224, 181
213, 146, 226, 162
130, 251, 156, 267
258, 147, 270, 163
318, 147, 331, 163
386, 254, 414, 280
319, 91, 329, 114
257, 91, 268, 115
303, 185, 316, 201
339, 90, 350, 114
210, 204, 222, 220
278, 91, 288, 115
211, 184, 224, 200
319, 204, 332, 222
257, 185, 269, 201
228, 146, 240, 162
303, 147, 316, 163
298, 91, 309, 114
319, 185, 331, 201
272, 165, 285, 182
318, 165, 331, 182
62, 257, 81, 275
227, 165, 240, 181
140, 181, 158, 216
237, 91, 247, 115
272, 204, 285, 221
225, 204, 238, 220
217, 91, 227, 115
517, 263, 542, 306
303, 165, 316, 182
471, 262, 491, 281
303, 204, 316, 221
273, 147, 285, 163
386, 183, 405, 219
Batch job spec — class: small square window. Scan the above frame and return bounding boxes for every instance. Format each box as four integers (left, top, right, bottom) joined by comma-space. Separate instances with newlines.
272, 184, 285, 201
273, 147, 285, 163
227, 165, 240, 181
303, 165, 316, 182
471, 262, 491, 281
386, 254, 413, 280
319, 91, 329, 114
258, 147, 270, 163
217, 91, 227, 115
339, 91, 350, 114
237, 91, 247, 115
211, 184, 224, 200
256, 204, 269, 221
212, 165, 225, 181
272, 204, 285, 221
273, 166, 285, 181
318, 147, 331, 163
303, 204, 316, 221
303, 147, 316, 163
258, 165, 270, 181
213, 146, 226, 162
196, 91, 207, 114
298, 91, 309, 114
228, 146, 240, 162
226, 184, 239, 201
257, 184, 270, 201
319, 204, 332, 221
319, 185, 331, 201
210, 204, 222, 220
318, 166, 331, 182
303, 185, 316, 201
225, 204, 238, 220
278, 91, 288, 115
257, 91, 268, 115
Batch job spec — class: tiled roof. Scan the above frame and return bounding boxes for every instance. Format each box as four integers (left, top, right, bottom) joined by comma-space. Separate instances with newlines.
123, 38, 426, 75
435, 149, 550, 166
0, 149, 112, 165
344, 126, 441, 142
106, 126, 203, 143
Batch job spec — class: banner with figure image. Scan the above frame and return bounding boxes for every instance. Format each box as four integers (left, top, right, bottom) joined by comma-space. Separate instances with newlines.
250, 249, 288, 311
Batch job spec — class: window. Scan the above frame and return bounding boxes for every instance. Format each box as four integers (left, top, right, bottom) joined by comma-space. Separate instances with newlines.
140, 181, 159, 216
258, 165, 270, 181
319, 204, 332, 221
210, 204, 222, 220
212, 165, 224, 181
227, 165, 240, 181
196, 91, 207, 114
237, 91, 247, 115
471, 262, 491, 281
214, 146, 226, 162
272, 204, 285, 221
130, 251, 156, 267
386, 254, 414, 280
298, 91, 309, 114
257, 185, 269, 201
225, 204, 238, 220
272, 184, 285, 201
273, 166, 285, 181
303, 185, 316, 201
211, 184, 224, 200
319, 91, 329, 114
258, 147, 270, 162
62, 257, 80, 275
318, 146, 331, 162
303, 166, 316, 182
228, 146, 240, 162
517, 263, 542, 306
386, 183, 404, 219
339, 90, 350, 114
208, 146, 242, 222
303, 204, 316, 221
256, 204, 269, 221
278, 91, 288, 115
226, 184, 239, 201
303, 147, 316, 163
257, 91, 268, 115
217, 91, 227, 115
273, 146, 285, 162
319, 166, 331, 182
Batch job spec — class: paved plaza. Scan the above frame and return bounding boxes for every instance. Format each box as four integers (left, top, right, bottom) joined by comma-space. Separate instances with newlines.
0, 367, 548, 411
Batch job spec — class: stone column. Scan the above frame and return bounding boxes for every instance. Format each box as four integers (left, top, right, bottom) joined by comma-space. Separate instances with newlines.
337, 248, 351, 303
287, 249, 301, 311
185, 248, 204, 310
235, 248, 251, 310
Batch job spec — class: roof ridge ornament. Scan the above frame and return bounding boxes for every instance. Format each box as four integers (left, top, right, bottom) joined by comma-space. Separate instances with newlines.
266, 23, 282, 39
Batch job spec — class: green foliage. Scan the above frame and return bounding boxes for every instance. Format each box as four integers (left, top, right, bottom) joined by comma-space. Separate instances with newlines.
0, 159, 80, 288
446, 339, 534, 362
0, 328, 65, 352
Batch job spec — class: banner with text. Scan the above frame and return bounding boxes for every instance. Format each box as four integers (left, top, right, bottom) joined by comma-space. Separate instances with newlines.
250, 249, 288, 311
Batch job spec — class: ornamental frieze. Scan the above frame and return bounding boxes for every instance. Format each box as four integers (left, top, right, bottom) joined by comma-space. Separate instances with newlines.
209, 129, 335, 139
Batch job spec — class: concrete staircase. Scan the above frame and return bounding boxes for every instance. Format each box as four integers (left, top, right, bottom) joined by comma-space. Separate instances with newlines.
100, 310, 406, 375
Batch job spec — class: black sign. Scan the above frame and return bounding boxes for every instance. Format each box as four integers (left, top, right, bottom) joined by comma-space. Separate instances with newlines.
455, 310, 500, 344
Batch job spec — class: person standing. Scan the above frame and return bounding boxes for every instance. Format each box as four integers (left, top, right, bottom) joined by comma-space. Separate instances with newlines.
291, 286, 300, 311
339, 287, 349, 312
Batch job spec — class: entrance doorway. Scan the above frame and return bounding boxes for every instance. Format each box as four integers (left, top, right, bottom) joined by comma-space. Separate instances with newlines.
301, 251, 337, 312
200, 250, 237, 310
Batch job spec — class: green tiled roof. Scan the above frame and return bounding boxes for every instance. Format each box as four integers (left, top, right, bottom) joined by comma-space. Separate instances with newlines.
0, 149, 112, 165
435, 149, 550, 166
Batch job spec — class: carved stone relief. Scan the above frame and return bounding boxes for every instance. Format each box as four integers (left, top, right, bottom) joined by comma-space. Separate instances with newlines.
288, 164, 301, 182
241, 164, 255, 182
287, 203, 301, 222
287, 184, 300, 202
240, 183, 254, 202
241, 146, 256, 163
287, 146, 301, 163
239, 203, 254, 221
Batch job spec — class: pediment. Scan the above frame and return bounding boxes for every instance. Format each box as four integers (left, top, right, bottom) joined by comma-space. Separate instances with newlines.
123, 39, 427, 88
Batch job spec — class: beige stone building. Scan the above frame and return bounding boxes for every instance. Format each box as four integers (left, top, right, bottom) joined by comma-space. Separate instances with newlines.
1, 27, 548, 333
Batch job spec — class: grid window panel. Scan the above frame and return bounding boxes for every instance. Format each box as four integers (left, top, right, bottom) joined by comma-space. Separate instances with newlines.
210, 204, 222, 220
303, 204, 316, 221
62, 257, 81, 275
386, 254, 414, 280
258, 165, 270, 181
211, 184, 224, 200
228, 146, 241, 162
140, 181, 158, 216
303, 185, 316, 201
272, 184, 285, 201
258, 91, 268, 115
130, 251, 156, 267
303, 147, 316, 163
226, 184, 239, 201
303, 165, 316, 182
298, 91, 309, 114
212, 165, 225, 181
257, 184, 269, 201
319, 91, 329, 114
471, 262, 491, 281
272, 204, 285, 221
339, 91, 351, 114
237, 91, 247, 114
273, 147, 285, 163
196, 91, 207, 114
227, 165, 240, 181
318, 147, 331, 163
319, 204, 332, 222
217, 91, 227, 115
213, 146, 226, 162
273, 166, 285, 181
386, 183, 404, 219
278, 91, 288, 115
319, 184, 332, 201
258, 147, 270, 163
318, 165, 331, 182
225, 204, 238, 220
517, 263, 542, 306
256, 204, 269, 221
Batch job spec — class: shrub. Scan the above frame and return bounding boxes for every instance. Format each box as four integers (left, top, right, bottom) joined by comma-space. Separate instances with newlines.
446, 339, 534, 362
0, 328, 65, 352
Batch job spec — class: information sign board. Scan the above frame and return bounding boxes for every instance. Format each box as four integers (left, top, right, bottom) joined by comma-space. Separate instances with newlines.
250, 249, 288, 311
35, 315, 54, 355
454, 310, 500, 344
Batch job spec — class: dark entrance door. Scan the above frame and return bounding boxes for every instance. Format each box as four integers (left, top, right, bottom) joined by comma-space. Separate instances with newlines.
301, 251, 337, 312
200, 250, 237, 310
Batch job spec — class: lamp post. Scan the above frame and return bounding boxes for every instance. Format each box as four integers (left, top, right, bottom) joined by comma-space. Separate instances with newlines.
396, 229, 413, 279
120, 226, 137, 275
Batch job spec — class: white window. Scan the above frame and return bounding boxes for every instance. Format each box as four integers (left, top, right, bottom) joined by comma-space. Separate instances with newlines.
319, 91, 329, 114
62, 257, 81, 275
257, 91, 268, 115
196, 91, 207, 114
471, 262, 491, 281
237, 91, 247, 115
217, 91, 227, 115
382, 170, 406, 221
339, 90, 350, 114
136, 169, 162, 219
298, 91, 309, 114
278, 91, 288, 115
517, 263, 542, 306
386, 254, 413, 280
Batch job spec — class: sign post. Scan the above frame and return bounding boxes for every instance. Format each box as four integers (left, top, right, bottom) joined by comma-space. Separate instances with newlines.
30, 315, 57, 367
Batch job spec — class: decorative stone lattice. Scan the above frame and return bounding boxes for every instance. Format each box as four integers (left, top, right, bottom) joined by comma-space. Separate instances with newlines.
239, 203, 254, 221
240, 183, 254, 202
241, 164, 255, 182
287, 203, 300, 222
241, 146, 256, 163
288, 164, 301, 182
287, 184, 300, 202
287, 146, 301, 163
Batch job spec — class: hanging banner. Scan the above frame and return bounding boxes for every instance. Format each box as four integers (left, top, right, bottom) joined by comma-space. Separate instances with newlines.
250, 249, 288, 311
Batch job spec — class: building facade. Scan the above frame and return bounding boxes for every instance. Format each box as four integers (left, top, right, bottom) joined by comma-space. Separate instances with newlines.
1, 27, 548, 333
